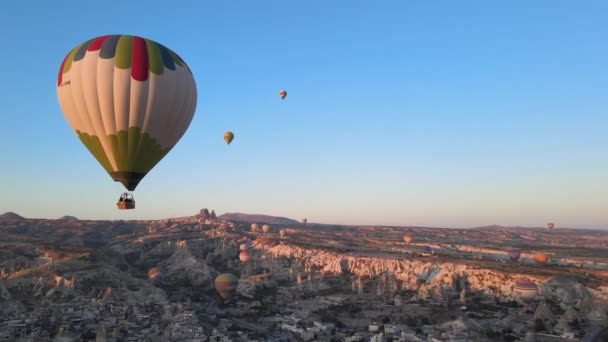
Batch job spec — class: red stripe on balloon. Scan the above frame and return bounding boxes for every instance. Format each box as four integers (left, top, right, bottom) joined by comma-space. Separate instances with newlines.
57, 52, 69, 86
87, 35, 110, 51
131, 36, 149, 81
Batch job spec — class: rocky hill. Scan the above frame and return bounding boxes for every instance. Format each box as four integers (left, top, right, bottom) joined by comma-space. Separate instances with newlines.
218, 212, 300, 225
0, 212, 24, 220
0, 209, 606, 340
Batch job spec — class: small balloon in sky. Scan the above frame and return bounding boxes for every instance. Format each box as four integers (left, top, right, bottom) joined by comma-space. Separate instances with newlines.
279, 89, 287, 100
224, 131, 234, 145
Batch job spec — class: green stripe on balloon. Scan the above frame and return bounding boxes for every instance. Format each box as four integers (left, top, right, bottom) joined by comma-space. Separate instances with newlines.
76, 131, 113, 174
63, 44, 83, 75
107, 128, 171, 174
115, 36, 132, 69
145, 39, 163, 75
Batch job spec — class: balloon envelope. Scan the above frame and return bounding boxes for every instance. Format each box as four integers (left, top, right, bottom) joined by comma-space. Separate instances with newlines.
279, 229, 286, 238
506, 249, 521, 262
262, 224, 270, 233
421, 245, 433, 255
215, 273, 239, 299
147, 267, 163, 280
533, 252, 548, 264
56, 35, 197, 191
279, 89, 287, 99
514, 278, 538, 302
547, 223, 555, 230
239, 250, 250, 263
223, 131, 234, 145
403, 234, 413, 244
251, 223, 259, 232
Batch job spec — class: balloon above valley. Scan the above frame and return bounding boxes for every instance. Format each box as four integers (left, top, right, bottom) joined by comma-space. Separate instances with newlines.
56, 34, 197, 208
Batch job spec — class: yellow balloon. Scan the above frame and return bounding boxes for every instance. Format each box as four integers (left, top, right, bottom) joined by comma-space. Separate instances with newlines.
224, 131, 234, 145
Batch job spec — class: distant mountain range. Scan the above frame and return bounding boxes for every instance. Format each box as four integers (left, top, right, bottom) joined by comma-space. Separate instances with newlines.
218, 213, 300, 225
0, 212, 24, 220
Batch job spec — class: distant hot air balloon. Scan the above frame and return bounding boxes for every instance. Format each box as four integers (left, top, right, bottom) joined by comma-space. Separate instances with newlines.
547, 223, 555, 231
533, 252, 548, 264
262, 224, 270, 233
239, 243, 249, 251
56, 35, 197, 209
239, 250, 250, 263
251, 223, 259, 232
506, 249, 521, 262
214, 273, 239, 300
421, 245, 433, 255
279, 229, 286, 238
223, 131, 234, 145
147, 267, 163, 280
279, 89, 287, 100
301, 218, 307, 225
514, 278, 538, 303
403, 234, 413, 244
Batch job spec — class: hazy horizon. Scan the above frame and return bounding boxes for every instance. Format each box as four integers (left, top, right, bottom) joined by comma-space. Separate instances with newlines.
1, 1, 607, 229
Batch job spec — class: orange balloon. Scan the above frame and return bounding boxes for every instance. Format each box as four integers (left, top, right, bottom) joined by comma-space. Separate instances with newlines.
533, 252, 548, 264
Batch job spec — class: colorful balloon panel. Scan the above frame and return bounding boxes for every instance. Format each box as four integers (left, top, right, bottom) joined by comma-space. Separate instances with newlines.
215, 273, 239, 299
506, 249, 521, 261
514, 278, 538, 302
56, 34, 197, 191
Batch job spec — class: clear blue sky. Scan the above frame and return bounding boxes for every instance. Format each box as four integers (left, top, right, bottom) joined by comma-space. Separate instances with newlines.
1, 1, 607, 228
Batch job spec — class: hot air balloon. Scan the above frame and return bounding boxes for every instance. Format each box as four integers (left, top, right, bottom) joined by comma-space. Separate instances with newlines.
514, 278, 538, 303
279, 229, 286, 238
214, 273, 239, 300
239, 243, 249, 251
56, 35, 197, 209
262, 224, 270, 233
301, 218, 307, 225
547, 223, 555, 231
239, 250, 250, 264
506, 249, 521, 262
251, 223, 259, 232
279, 89, 287, 100
421, 245, 433, 256
403, 234, 413, 244
223, 131, 234, 145
533, 252, 548, 264
147, 267, 164, 282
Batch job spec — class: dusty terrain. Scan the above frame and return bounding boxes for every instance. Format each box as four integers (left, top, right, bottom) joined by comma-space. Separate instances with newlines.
0, 210, 606, 341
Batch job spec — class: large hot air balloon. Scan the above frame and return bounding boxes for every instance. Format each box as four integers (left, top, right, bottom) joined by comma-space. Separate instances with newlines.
301, 218, 307, 225
279, 229, 286, 238
56, 35, 197, 209
533, 252, 548, 264
403, 234, 413, 244
223, 131, 234, 145
262, 224, 270, 233
239, 250, 250, 264
506, 249, 521, 262
547, 223, 555, 231
279, 89, 287, 100
251, 223, 259, 232
214, 273, 239, 300
239, 243, 249, 251
514, 278, 538, 302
